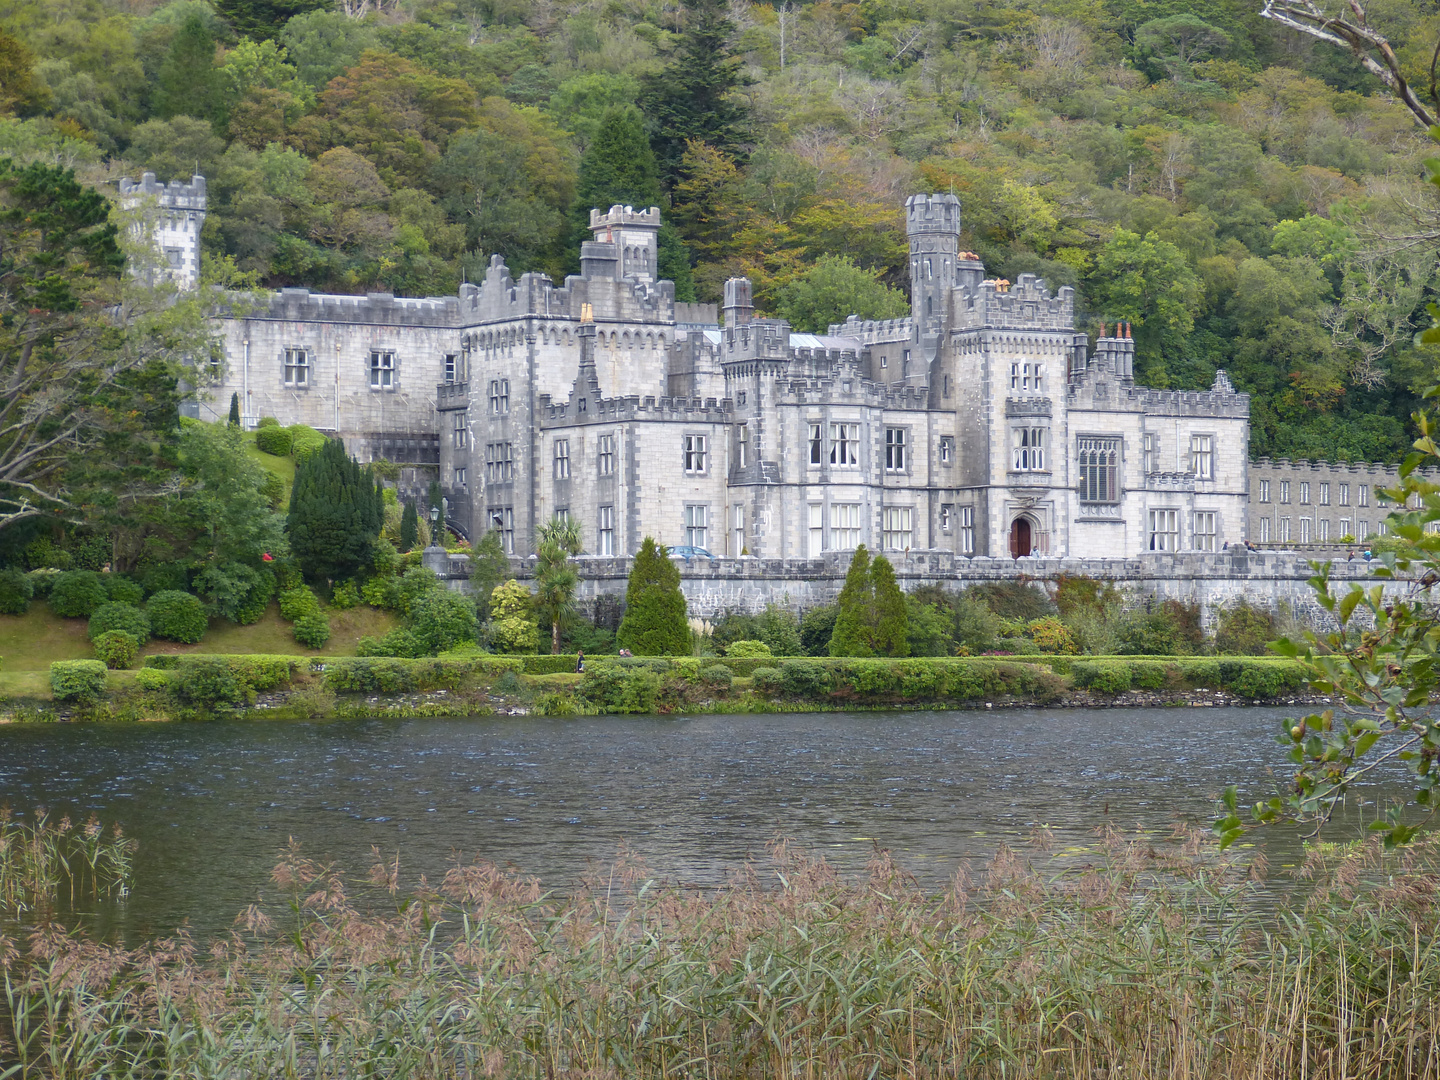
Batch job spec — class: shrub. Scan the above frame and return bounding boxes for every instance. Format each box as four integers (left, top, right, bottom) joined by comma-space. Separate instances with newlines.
841, 659, 898, 696
93, 630, 139, 670
27, 568, 60, 597
578, 665, 663, 713
781, 659, 832, 697
279, 586, 321, 622
48, 570, 109, 618
726, 639, 772, 658
395, 566, 442, 616
293, 613, 331, 649
288, 424, 327, 458
171, 657, 248, 711
324, 658, 419, 694
147, 591, 208, 643
0, 567, 33, 614
194, 562, 274, 624
50, 659, 107, 703
1027, 616, 1078, 655
409, 590, 478, 655
88, 602, 151, 644
523, 655, 580, 675
356, 628, 426, 658
751, 666, 784, 695
134, 668, 169, 692
1220, 660, 1306, 699
102, 575, 145, 606
490, 580, 539, 654
362, 576, 400, 609
799, 604, 838, 656
1130, 661, 1169, 691
256, 416, 280, 428
331, 580, 360, 609
968, 580, 1056, 621
1215, 601, 1277, 656
699, 663, 734, 688
255, 424, 293, 455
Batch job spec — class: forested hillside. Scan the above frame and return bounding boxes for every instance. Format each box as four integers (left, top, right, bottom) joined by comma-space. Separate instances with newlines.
1, 0, 1437, 461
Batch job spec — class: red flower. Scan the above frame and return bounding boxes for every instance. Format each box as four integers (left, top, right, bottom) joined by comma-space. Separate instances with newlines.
261, 553, 274, 562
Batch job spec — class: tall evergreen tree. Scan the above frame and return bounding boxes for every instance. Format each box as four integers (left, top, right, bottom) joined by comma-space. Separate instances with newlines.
616, 536, 691, 655
642, 0, 750, 187
570, 105, 695, 301
227, 392, 240, 428
829, 546, 911, 657
286, 438, 383, 583
398, 500, 419, 551
153, 13, 221, 122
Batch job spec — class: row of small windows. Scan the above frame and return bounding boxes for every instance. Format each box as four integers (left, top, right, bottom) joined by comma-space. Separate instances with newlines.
1255, 517, 1381, 543
1256, 479, 1370, 507
279, 348, 472, 390
804, 426, 954, 469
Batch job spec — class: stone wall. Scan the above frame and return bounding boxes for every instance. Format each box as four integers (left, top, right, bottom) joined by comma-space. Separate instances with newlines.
425, 547, 1406, 628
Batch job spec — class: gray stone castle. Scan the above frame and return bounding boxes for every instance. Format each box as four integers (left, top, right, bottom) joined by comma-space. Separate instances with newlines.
127, 172, 1403, 564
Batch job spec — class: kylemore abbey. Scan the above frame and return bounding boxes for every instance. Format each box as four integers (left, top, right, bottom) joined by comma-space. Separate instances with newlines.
121, 171, 1410, 565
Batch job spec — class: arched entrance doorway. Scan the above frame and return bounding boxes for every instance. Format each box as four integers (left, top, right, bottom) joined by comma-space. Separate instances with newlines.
1009, 517, 1033, 558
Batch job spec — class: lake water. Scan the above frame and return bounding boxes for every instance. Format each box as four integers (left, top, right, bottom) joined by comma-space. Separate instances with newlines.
0, 706, 1399, 940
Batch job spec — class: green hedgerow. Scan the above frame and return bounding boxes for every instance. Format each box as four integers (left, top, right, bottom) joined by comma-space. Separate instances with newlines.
751, 666, 784, 695
134, 667, 169, 692
288, 424, 327, 459
781, 659, 833, 697
578, 665, 662, 713
699, 663, 734, 688
171, 657, 248, 712
48, 570, 109, 618
0, 567, 34, 615
93, 630, 140, 670
88, 602, 151, 644
255, 424, 293, 455
147, 591, 208, 643
51, 659, 108, 703
293, 612, 331, 649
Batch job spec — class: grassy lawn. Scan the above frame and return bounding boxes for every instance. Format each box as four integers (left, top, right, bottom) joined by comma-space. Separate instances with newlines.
0, 603, 401, 671
243, 432, 296, 509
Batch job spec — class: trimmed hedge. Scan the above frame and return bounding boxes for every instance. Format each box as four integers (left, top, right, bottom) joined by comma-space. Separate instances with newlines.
289, 424, 327, 459
102, 575, 145, 606
93, 630, 140, 670
51, 659, 107, 702
523, 655, 583, 675
0, 567, 33, 615
255, 425, 293, 455
48, 571, 109, 618
88, 602, 151, 644
147, 591, 208, 643
318, 655, 522, 693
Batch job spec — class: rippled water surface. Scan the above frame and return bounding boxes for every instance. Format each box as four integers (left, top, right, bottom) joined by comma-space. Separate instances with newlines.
0, 707, 1398, 939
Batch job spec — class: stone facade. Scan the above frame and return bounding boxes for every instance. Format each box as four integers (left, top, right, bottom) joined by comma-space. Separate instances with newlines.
139, 175, 1261, 560
1247, 457, 1440, 549
119, 172, 206, 290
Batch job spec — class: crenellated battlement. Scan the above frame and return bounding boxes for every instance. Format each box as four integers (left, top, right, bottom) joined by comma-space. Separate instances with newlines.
246, 287, 463, 327
537, 391, 732, 426
905, 193, 961, 233
119, 172, 207, 210
589, 204, 662, 231
829, 314, 914, 342
959, 273, 1075, 330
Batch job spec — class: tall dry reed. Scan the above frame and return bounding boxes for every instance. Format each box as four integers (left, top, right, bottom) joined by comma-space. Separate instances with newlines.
0, 808, 134, 916
3, 827, 1440, 1078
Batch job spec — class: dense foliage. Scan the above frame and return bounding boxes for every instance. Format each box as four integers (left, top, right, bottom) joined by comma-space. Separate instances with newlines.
0, 0, 1430, 459
616, 537, 691, 656
286, 438, 383, 583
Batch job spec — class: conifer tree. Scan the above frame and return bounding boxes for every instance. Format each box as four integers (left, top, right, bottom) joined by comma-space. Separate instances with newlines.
227, 392, 240, 428
829, 547, 911, 657
286, 438, 384, 583
153, 13, 220, 121
399, 500, 419, 551
570, 106, 695, 301
829, 544, 875, 657
616, 536, 691, 655
642, 0, 750, 187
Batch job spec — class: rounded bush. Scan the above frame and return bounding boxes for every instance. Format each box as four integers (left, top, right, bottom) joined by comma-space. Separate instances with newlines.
255, 424, 293, 456
699, 663, 734, 688
102, 575, 145, 606
51, 659, 107, 703
279, 586, 321, 622
256, 416, 280, 428
293, 612, 331, 649
751, 666, 784, 695
88, 602, 151, 644
147, 591, 208, 643
288, 424, 327, 459
27, 569, 60, 597
0, 567, 33, 615
48, 570, 109, 618
725, 639, 772, 659
93, 630, 140, 670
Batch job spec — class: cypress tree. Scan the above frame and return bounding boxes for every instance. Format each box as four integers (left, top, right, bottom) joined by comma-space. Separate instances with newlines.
227, 392, 241, 428
869, 554, 910, 657
616, 537, 691, 655
642, 0, 750, 187
830, 546, 911, 657
286, 438, 384, 583
399, 500, 419, 551
570, 106, 695, 301
153, 12, 220, 121
829, 544, 874, 657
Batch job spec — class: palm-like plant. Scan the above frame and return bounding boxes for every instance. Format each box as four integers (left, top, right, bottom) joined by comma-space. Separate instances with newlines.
534, 518, 583, 654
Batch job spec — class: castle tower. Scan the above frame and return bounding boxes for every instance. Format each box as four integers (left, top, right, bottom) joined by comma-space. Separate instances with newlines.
119, 172, 206, 290
905, 193, 961, 334
587, 204, 661, 283
722, 277, 753, 327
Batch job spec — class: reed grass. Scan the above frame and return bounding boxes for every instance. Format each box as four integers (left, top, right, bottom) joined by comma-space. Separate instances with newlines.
4, 829, 1440, 1078
0, 808, 134, 916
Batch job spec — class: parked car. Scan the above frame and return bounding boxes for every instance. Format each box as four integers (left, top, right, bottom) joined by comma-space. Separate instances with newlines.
667, 544, 716, 562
